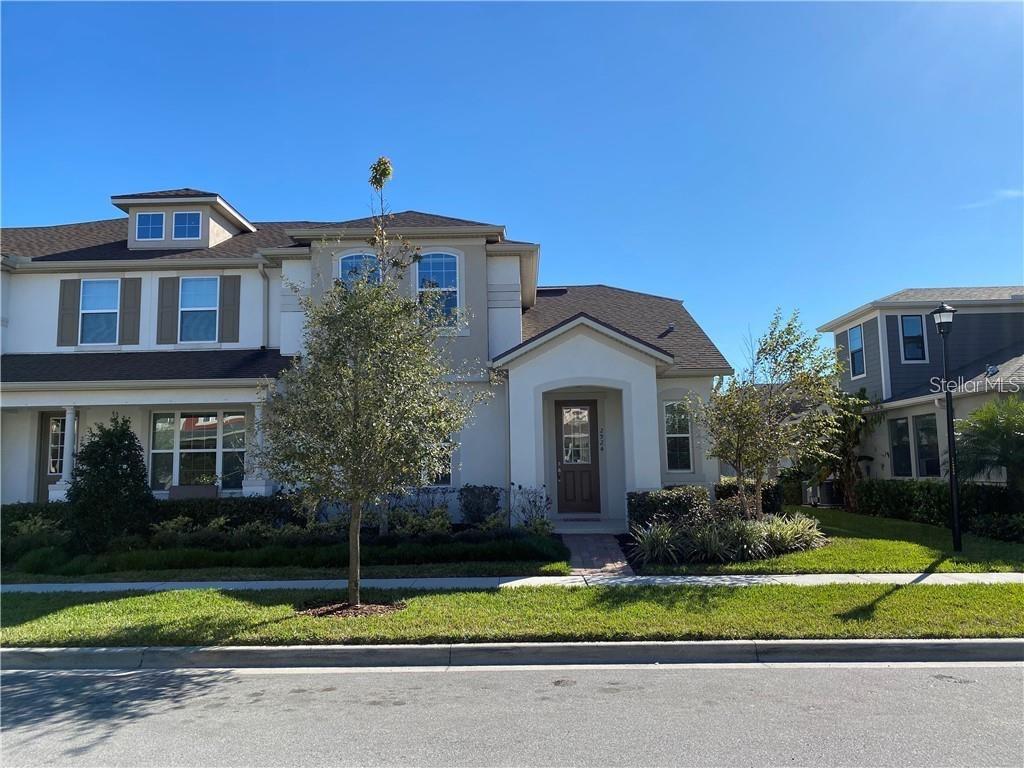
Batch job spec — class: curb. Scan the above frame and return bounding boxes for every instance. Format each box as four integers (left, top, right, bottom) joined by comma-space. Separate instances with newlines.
3, 639, 1022, 670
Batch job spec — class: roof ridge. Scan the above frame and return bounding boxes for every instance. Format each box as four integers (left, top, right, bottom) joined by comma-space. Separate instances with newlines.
1, 216, 128, 231
538, 283, 683, 304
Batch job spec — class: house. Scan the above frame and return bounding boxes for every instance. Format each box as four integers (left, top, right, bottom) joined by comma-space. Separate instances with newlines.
817, 287, 1024, 483
0, 188, 731, 533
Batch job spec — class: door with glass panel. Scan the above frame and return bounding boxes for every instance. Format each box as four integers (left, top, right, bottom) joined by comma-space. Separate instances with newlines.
36, 412, 68, 501
555, 400, 601, 514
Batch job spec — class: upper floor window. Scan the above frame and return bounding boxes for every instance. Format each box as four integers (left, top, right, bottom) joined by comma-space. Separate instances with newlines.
173, 211, 201, 241
900, 314, 927, 362
179, 276, 219, 342
136, 212, 164, 240
79, 279, 119, 344
417, 252, 458, 318
847, 324, 865, 378
664, 401, 693, 471
338, 253, 381, 288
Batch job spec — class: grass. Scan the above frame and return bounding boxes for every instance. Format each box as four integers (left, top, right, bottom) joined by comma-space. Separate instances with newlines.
641, 506, 1024, 575
0, 560, 572, 584
2, 583, 1021, 646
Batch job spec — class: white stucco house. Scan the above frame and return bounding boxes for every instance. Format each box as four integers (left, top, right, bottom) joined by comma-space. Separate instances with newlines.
0, 189, 732, 533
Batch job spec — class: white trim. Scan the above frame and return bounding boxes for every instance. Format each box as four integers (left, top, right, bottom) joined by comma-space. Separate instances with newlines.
135, 211, 165, 241
494, 316, 674, 366
898, 313, 930, 364
78, 278, 121, 345
845, 322, 866, 380
112, 195, 256, 233
877, 311, 892, 400
177, 275, 220, 343
172, 211, 203, 241
662, 400, 694, 473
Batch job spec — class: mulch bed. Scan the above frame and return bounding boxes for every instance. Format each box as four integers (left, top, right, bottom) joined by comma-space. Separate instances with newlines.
297, 600, 407, 618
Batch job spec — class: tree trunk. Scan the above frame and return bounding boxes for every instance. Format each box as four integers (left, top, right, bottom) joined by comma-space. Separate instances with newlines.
752, 478, 764, 519
736, 471, 750, 518
348, 500, 362, 606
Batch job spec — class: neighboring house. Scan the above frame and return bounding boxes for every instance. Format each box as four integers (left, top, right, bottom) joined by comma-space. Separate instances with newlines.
0, 188, 731, 533
817, 287, 1024, 483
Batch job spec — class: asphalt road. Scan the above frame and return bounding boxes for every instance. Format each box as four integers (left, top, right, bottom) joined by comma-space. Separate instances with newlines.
2, 663, 1022, 767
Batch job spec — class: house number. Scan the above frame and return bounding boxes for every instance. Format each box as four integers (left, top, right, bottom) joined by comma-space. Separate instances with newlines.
599, 427, 605, 452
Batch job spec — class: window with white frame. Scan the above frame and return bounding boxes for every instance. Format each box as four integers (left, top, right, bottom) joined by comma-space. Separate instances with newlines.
46, 416, 67, 475
173, 211, 201, 240
847, 324, 865, 378
150, 410, 247, 490
179, 276, 219, 342
136, 212, 164, 240
338, 253, 381, 288
79, 279, 119, 344
664, 401, 693, 471
416, 252, 458, 319
900, 314, 927, 362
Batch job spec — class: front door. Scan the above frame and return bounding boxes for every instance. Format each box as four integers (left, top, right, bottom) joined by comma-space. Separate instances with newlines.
555, 400, 601, 514
36, 412, 67, 502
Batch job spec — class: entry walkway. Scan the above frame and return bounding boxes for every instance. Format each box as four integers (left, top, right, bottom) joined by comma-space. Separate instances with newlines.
1, 572, 1020, 593
562, 534, 634, 577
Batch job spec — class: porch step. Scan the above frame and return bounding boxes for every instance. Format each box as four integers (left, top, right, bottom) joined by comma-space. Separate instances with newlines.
559, 515, 602, 522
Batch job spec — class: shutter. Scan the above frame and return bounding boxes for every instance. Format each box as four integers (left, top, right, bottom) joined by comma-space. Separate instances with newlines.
56, 279, 81, 346
156, 277, 180, 345
118, 277, 142, 345
218, 275, 241, 343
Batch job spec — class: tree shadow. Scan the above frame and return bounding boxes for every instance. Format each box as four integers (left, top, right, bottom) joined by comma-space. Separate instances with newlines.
1, 669, 231, 760
835, 557, 946, 622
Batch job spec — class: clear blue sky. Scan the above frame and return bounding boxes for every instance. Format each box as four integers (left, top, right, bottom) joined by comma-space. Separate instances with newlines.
3, 2, 1021, 368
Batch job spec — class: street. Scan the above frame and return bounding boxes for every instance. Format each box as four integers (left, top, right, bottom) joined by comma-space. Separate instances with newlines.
2, 663, 1022, 767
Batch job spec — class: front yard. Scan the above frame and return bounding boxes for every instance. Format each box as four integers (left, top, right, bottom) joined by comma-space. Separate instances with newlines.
638, 507, 1024, 575
2, 583, 1021, 646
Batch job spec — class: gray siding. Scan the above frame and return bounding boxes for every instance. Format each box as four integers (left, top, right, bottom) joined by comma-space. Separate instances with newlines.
886, 311, 1023, 399
836, 317, 883, 401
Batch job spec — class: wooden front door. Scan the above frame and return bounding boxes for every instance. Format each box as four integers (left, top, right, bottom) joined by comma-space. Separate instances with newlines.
36, 412, 67, 502
555, 400, 601, 514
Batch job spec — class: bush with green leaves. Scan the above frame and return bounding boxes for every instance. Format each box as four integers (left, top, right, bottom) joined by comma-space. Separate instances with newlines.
714, 477, 784, 515
626, 485, 712, 528
394, 507, 453, 537
458, 485, 502, 526
628, 520, 681, 566
67, 415, 155, 552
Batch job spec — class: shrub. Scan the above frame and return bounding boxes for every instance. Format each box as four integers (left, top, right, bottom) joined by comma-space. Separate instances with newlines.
395, 507, 453, 537
1, 512, 71, 561
627, 485, 711, 528
714, 477, 784, 515
762, 512, 827, 554
681, 522, 737, 563
628, 521, 681, 566
67, 415, 155, 552
778, 467, 805, 506
15, 545, 70, 574
510, 485, 552, 529
458, 485, 501, 526
518, 514, 554, 537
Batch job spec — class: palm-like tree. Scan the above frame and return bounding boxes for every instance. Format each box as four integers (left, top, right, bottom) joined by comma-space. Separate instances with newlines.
955, 395, 1024, 495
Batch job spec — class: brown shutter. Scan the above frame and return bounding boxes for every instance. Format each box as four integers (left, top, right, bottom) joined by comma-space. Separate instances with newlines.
218, 275, 241, 343
118, 277, 142, 345
56, 279, 81, 346
156, 276, 179, 345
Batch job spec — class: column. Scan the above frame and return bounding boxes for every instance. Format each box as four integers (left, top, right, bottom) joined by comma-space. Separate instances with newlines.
242, 401, 273, 496
49, 405, 77, 501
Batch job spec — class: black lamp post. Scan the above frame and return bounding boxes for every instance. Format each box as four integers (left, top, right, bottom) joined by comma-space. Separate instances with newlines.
930, 303, 962, 552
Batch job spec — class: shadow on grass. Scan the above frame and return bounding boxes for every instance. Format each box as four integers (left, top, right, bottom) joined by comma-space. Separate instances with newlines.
835, 557, 945, 622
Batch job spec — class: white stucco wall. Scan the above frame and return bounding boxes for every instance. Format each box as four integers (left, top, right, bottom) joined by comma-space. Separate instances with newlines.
656, 376, 719, 489
279, 260, 310, 356
486, 255, 522, 359
1, 409, 37, 503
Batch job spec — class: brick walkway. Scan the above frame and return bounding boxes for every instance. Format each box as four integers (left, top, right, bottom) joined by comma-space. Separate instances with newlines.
561, 534, 634, 577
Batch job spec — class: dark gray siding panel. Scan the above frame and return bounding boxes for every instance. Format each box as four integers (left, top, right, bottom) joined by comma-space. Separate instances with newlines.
156, 277, 179, 345
887, 311, 1024, 399
837, 317, 883, 401
56, 279, 81, 347
118, 277, 142, 345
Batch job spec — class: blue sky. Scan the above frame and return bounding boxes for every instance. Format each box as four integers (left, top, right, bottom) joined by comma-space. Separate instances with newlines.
3, 2, 1021, 368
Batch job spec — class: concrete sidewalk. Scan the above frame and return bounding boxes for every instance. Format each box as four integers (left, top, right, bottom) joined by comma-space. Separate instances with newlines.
2, 571, 1021, 593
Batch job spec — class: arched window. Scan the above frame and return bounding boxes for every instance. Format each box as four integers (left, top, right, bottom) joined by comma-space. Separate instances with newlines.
337, 253, 381, 287
416, 252, 458, 317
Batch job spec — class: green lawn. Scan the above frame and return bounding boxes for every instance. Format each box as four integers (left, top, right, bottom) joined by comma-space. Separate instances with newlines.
2, 584, 1021, 646
642, 507, 1024, 575
0, 560, 572, 584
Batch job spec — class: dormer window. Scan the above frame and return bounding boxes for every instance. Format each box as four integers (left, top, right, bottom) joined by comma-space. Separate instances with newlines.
173, 211, 201, 241
136, 212, 164, 240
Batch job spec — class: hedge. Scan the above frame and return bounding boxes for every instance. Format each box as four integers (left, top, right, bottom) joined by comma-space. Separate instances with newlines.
714, 478, 784, 515
626, 486, 711, 528
854, 479, 1024, 543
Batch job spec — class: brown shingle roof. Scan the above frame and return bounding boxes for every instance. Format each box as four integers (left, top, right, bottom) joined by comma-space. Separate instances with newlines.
878, 287, 1024, 303
111, 188, 219, 199
519, 285, 731, 372
309, 210, 500, 230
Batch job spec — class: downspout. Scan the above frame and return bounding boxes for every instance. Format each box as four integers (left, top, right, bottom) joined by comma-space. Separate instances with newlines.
503, 368, 512, 519
257, 261, 269, 349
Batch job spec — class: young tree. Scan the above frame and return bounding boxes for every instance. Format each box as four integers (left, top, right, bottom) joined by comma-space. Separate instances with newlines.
956, 395, 1024, 495
253, 157, 492, 606
804, 387, 878, 513
694, 310, 842, 516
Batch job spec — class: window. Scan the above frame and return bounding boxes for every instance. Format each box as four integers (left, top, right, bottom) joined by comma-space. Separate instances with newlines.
561, 407, 592, 464
173, 211, 201, 240
149, 410, 247, 491
338, 253, 381, 288
179, 276, 219, 342
888, 417, 913, 477
900, 315, 927, 362
664, 401, 693, 471
428, 450, 453, 487
847, 324, 865, 378
913, 414, 940, 477
416, 252, 458, 318
79, 279, 119, 344
47, 416, 66, 475
136, 212, 164, 240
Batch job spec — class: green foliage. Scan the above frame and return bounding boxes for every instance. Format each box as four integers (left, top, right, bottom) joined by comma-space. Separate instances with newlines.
518, 514, 555, 537
66, 415, 155, 552
628, 521, 681, 566
1, 510, 70, 561
626, 485, 712, 528
778, 466, 805, 506
394, 507, 453, 537
714, 478, 784, 514
956, 395, 1024, 494
761, 512, 828, 553
458, 484, 501, 525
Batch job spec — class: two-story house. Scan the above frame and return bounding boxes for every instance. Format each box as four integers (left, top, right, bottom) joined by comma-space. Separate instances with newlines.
0, 188, 731, 533
818, 287, 1024, 482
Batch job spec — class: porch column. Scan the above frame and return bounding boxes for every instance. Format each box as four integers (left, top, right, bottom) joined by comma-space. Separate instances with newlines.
242, 401, 273, 496
49, 405, 77, 502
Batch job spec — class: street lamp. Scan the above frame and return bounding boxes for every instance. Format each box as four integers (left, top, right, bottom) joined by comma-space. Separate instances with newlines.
930, 303, 962, 552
